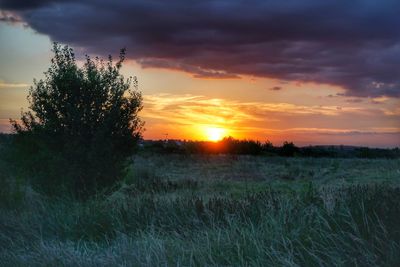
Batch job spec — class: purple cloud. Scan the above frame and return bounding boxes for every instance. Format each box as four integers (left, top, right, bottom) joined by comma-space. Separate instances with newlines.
1, 0, 400, 97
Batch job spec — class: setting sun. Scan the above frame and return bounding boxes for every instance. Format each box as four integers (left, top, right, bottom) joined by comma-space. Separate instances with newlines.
204, 127, 227, 142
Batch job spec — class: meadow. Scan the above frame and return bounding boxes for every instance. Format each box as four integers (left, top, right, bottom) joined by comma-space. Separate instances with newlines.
1, 154, 400, 266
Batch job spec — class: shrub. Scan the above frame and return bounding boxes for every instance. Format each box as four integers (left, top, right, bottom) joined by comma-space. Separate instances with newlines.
11, 43, 143, 198
280, 141, 299, 157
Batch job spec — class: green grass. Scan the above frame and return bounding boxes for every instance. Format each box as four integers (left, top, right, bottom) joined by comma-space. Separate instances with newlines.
1, 155, 400, 266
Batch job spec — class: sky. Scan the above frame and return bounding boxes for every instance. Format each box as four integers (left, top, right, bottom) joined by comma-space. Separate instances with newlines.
0, 0, 399, 147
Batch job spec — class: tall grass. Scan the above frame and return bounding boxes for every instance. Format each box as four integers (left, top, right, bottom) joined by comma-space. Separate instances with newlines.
1, 178, 399, 266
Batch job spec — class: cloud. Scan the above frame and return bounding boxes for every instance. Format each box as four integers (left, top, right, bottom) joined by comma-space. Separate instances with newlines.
142, 93, 381, 128
383, 107, 400, 116
138, 58, 239, 79
0, 119, 12, 132
0, 81, 29, 88
270, 86, 282, 91
285, 127, 400, 136
369, 96, 390, 105
345, 98, 363, 104
140, 94, 400, 146
0, 10, 23, 24
0, 0, 70, 10
1, 0, 400, 97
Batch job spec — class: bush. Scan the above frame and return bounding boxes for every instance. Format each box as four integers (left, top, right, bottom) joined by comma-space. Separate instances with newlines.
11, 43, 143, 198
280, 141, 299, 157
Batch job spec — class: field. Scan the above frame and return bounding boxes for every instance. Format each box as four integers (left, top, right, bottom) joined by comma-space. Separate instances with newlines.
1, 154, 400, 266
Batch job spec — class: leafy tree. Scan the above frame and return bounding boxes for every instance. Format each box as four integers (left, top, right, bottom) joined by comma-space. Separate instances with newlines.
11, 43, 143, 197
280, 141, 298, 157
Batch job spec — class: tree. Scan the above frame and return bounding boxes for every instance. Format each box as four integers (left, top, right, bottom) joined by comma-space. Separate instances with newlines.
280, 141, 298, 157
11, 43, 143, 197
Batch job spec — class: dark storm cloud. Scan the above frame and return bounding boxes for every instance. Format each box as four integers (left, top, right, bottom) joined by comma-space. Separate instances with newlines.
1, 0, 400, 97
0, 0, 74, 10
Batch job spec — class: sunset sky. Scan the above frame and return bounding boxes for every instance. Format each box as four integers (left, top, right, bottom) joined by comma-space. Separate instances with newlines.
0, 1, 399, 147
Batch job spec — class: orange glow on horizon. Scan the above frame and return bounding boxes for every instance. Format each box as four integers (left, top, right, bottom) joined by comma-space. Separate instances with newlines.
202, 126, 228, 141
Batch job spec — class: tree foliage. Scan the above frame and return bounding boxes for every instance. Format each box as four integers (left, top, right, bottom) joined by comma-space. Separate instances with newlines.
11, 43, 143, 197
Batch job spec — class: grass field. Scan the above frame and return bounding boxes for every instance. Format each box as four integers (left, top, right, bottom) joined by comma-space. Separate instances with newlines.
1, 154, 400, 266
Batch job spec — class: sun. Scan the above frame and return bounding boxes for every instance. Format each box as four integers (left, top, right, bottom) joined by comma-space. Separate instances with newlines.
204, 127, 227, 142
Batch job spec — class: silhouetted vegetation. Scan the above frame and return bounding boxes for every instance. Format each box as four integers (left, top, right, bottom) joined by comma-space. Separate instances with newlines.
9, 44, 143, 198
139, 137, 400, 158
279, 141, 299, 157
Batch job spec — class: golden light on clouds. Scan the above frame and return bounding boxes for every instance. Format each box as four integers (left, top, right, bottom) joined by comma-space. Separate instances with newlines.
0, 81, 29, 88
139, 93, 400, 147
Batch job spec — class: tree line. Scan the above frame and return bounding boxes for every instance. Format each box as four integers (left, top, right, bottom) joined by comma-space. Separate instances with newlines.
140, 137, 400, 158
